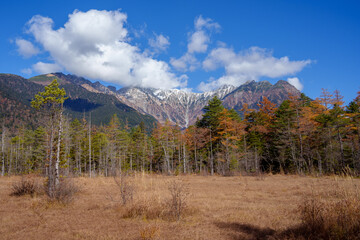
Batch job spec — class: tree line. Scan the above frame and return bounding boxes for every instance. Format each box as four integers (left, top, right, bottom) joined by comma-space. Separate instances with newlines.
1, 79, 360, 178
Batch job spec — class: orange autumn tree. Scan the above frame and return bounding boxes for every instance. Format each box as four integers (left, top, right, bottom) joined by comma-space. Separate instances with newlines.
245, 97, 277, 173
329, 90, 349, 169
298, 100, 322, 173
287, 93, 317, 172
184, 125, 209, 173
240, 103, 254, 172
215, 108, 245, 173
314, 89, 350, 172
258, 97, 277, 124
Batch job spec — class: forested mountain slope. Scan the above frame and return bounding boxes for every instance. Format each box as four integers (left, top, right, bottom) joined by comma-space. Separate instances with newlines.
0, 74, 157, 130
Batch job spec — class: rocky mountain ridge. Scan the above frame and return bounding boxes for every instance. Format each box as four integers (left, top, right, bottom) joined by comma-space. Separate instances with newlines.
47, 73, 300, 128
115, 85, 236, 128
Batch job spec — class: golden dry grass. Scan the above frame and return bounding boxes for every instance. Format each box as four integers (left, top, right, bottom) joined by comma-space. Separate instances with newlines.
0, 174, 359, 240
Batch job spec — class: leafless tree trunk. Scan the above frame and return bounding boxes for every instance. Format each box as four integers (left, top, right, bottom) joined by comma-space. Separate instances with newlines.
1, 126, 6, 176
48, 114, 55, 194
8, 142, 13, 175
183, 141, 186, 174
317, 151, 322, 176
243, 135, 248, 172
255, 146, 259, 174
210, 129, 214, 176
88, 113, 92, 177
62, 117, 71, 176
130, 153, 133, 172
337, 129, 345, 169
55, 109, 63, 187
149, 141, 154, 172
162, 146, 170, 174
194, 140, 198, 172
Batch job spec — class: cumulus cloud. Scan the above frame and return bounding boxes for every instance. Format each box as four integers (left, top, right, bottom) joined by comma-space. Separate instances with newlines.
287, 77, 303, 91
25, 9, 185, 89
188, 15, 220, 53
32, 62, 62, 74
198, 46, 311, 91
21, 68, 33, 75
171, 15, 220, 71
148, 33, 170, 53
188, 30, 209, 54
20, 10, 311, 92
170, 53, 198, 72
195, 15, 221, 30
15, 39, 39, 58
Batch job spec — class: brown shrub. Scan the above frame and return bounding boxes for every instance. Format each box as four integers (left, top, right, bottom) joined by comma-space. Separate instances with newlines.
298, 180, 360, 239
45, 177, 79, 204
166, 179, 189, 221
118, 179, 191, 221
120, 196, 164, 220
114, 173, 135, 205
10, 176, 42, 197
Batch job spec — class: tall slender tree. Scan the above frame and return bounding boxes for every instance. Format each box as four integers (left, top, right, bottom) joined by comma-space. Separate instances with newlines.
1, 124, 6, 176
31, 79, 67, 196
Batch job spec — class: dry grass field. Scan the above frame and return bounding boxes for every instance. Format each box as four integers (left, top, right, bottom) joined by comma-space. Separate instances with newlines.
0, 174, 359, 240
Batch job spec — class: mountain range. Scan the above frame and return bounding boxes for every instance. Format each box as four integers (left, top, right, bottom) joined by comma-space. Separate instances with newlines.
0, 72, 300, 130
0, 73, 156, 131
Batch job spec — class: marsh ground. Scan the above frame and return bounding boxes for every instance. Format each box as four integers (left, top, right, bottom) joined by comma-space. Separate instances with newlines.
0, 174, 358, 240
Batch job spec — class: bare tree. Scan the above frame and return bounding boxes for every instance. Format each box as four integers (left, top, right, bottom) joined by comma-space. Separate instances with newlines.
1, 124, 6, 176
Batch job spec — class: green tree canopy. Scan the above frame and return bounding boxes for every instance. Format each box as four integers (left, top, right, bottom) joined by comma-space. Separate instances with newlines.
31, 79, 67, 113
196, 96, 225, 131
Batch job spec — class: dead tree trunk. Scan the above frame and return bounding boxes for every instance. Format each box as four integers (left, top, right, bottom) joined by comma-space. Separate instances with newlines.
1, 126, 5, 176
55, 109, 63, 188
88, 113, 92, 178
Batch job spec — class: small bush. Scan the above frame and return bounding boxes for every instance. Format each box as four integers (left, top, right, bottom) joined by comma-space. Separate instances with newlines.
45, 177, 78, 204
120, 197, 164, 220
107, 173, 135, 206
166, 179, 189, 221
11, 176, 41, 197
114, 173, 135, 205
118, 179, 191, 221
298, 181, 360, 239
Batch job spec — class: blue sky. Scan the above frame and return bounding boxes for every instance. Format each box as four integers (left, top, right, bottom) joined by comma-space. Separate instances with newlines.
1, 0, 359, 104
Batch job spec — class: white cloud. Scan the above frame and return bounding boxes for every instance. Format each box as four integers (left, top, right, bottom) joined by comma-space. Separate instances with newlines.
26, 9, 185, 89
15, 39, 39, 58
188, 30, 209, 53
148, 33, 170, 53
21, 10, 311, 92
287, 77, 303, 91
195, 15, 220, 31
198, 46, 311, 91
32, 62, 62, 74
171, 15, 220, 71
170, 53, 198, 72
21, 68, 33, 75
188, 16, 220, 54
202, 47, 235, 71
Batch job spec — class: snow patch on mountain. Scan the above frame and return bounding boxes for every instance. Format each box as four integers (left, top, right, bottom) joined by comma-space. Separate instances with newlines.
115, 84, 236, 128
